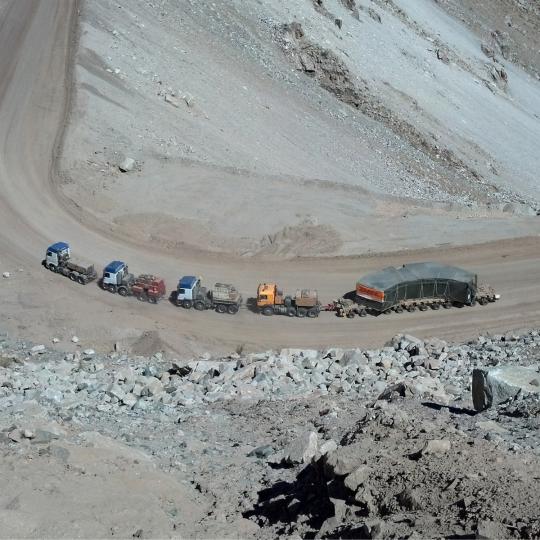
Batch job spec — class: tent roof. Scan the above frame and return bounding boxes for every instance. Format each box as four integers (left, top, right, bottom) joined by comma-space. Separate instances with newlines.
358, 262, 476, 290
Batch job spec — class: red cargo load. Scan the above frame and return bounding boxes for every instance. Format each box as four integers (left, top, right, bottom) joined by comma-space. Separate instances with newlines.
132, 274, 166, 303
356, 284, 385, 302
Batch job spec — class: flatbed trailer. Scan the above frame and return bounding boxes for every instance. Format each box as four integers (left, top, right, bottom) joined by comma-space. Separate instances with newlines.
326, 262, 500, 318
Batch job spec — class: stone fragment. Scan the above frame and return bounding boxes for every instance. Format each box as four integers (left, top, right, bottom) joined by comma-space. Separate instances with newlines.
436, 48, 449, 64
344, 465, 370, 492
476, 519, 508, 539
116, 367, 135, 383
107, 383, 126, 402
476, 420, 508, 434
118, 157, 135, 172
420, 439, 451, 456
30, 345, 46, 354
481, 43, 496, 60
71, 336, 79, 343
318, 439, 338, 457
8, 429, 23, 443
142, 377, 164, 397
368, 7, 381, 23
424, 357, 441, 370
248, 444, 274, 458
397, 488, 422, 510
269, 431, 318, 465
164, 94, 180, 107
122, 393, 137, 409
472, 365, 540, 411
377, 381, 413, 401
325, 442, 362, 476
31, 430, 60, 444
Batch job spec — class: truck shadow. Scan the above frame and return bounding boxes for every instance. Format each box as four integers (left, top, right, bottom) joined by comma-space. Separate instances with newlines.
245, 297, 259, 313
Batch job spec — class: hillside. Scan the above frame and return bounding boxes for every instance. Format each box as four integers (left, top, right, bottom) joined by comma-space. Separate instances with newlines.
58, 0, 540, 257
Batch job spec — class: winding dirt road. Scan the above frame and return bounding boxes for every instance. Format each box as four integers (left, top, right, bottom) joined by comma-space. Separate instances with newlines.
1, 1, 539, 355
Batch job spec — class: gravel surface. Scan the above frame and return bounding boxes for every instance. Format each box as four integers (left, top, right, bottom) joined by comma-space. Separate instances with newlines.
1, 328, 538, 537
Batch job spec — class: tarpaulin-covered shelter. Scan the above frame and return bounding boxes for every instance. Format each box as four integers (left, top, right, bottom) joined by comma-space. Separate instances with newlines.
355, 262, 478, 312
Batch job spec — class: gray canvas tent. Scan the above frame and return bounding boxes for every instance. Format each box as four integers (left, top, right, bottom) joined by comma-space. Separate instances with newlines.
355, 262, 478, 312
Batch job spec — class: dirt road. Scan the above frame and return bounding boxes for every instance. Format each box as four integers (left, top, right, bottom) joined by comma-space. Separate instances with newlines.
0, 1, 539, 355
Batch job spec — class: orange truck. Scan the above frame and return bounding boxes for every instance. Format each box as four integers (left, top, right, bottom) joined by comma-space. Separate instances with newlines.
256, 283, 321, 318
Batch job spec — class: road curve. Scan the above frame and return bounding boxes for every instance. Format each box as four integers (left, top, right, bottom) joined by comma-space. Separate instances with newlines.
1, 1, 540, 354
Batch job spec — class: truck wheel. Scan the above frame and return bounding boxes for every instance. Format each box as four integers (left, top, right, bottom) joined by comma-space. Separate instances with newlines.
137, 294, 147, 302
262, 306, 274, 316
359, 308, 367, 317
148, 296, 157, 304
307, 308, 319, 318
296, 308, 307, 318
107, 284, 116, 293
227, 304, 239, 315
194, 300, 205, 311
287, 307, 296, 317
76, 275, 85, 285
182, 300, 193, 309
118, 287, 128, 296
47, 263, 56, 272
443, 302, 452, 309
431, 303, 440, 310
419, 304, 428, 311
395, 306, 404, 313
69, 272, 76, 281
216, 304, 227, 313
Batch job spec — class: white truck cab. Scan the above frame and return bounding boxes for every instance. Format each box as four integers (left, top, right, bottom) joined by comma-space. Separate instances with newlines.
102, 261, 128, 286
45, 242, 70, 269
176, 276, 203, 308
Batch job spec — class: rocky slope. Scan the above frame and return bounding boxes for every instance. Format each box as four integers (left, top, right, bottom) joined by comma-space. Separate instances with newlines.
1, 328, 538, 538
56, 0, 540, 257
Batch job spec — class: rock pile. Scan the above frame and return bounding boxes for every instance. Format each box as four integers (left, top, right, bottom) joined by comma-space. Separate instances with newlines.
1, 332, 539, 417
1, 328, 539, 538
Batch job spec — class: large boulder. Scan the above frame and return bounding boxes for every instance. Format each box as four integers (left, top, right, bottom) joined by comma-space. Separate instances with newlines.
472, 365, 540, 411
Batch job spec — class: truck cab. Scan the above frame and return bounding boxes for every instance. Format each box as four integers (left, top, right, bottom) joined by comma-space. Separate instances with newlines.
176, 276, 204, 308
102, 261, 134, 294
45, 242, 70, 269
256, 283, 284, 309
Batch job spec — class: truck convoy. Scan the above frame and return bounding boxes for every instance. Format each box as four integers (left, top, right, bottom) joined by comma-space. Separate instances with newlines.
44, 243, 500, 320
175, 276, 242, 314
256, 283, 321, 317
43, 242, 97, 284
100, 261, 166, 303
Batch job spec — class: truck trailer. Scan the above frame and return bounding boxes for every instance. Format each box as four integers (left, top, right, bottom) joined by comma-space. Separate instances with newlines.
257, 283, 321, 317
176, 276, 242, 314
100, 261, 166, 303
354, 262, 499, 314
